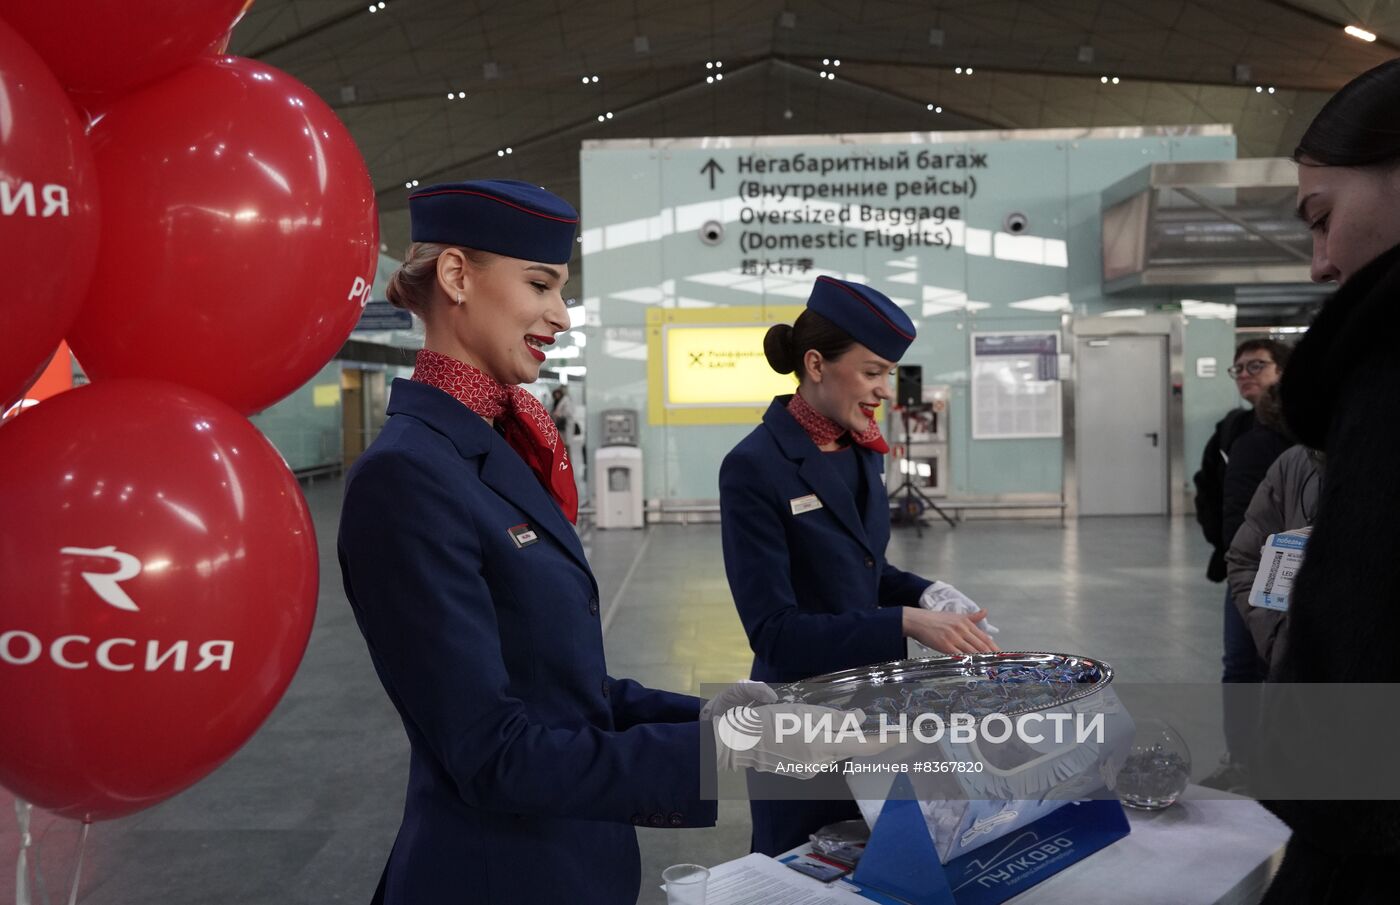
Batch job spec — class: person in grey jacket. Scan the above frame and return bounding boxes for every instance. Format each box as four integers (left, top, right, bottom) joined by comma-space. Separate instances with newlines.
1224, 443, 1323, 671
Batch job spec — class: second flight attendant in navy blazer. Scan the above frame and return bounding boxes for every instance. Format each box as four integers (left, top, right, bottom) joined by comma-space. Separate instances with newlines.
720, 276, 999, 855
339, 180, 778, 905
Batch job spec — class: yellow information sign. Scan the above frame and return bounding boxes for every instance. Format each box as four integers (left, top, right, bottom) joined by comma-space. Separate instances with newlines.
665, 325, 796, 406
646, 306, 804, 425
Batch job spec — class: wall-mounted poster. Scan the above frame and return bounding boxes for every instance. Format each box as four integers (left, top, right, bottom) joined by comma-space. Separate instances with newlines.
970, 332, 1062, 439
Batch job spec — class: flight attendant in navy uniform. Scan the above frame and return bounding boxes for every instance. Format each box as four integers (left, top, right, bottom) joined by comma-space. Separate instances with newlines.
339, 180, 769, 904
720, 276, 1000, 856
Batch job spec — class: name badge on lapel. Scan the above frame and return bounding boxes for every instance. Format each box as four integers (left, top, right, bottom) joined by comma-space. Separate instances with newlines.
507, 523, 540, 549
789, 494, 824, 516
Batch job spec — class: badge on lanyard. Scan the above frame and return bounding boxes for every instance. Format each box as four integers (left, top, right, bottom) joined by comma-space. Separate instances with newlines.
508, 523, 540, 548
789, 494, 824, 516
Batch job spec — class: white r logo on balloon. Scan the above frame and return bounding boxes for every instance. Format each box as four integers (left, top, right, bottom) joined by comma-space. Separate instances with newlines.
59, 546, 143, 612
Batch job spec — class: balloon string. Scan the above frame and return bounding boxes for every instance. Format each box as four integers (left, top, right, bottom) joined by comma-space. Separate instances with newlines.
65, 822, 89, 905
14, 798, 32, 905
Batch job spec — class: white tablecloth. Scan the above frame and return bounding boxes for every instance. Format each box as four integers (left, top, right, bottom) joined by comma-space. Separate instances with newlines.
755, 787, 1291, 905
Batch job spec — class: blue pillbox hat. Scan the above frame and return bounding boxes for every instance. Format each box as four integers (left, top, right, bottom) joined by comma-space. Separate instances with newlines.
806, 276, 916, 362
408, 179, 579, 264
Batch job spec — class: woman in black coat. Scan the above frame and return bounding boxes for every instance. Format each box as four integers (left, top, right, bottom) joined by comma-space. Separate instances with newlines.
1258, 57, 1400, 905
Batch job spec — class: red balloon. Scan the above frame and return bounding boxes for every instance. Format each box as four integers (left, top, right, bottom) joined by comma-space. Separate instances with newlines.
0, 379, 317, 821
0, 18, 99, 409
0, 0, 250, 100
66, 56, 378, 415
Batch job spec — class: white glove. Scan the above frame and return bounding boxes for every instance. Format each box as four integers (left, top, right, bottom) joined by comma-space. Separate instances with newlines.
919, 580, 999, 634
699, 679, 779, 722
713, 703, 894, 779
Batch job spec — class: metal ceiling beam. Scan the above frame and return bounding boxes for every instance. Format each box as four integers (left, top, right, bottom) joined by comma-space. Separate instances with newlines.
764, 57, 1010, 129
783, 52, 1351, 93
245, 1, 375, 60
1264, 0, 1400, 53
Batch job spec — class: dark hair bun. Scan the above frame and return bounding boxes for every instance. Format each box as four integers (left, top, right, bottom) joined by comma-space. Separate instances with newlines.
764, 323, 797, 374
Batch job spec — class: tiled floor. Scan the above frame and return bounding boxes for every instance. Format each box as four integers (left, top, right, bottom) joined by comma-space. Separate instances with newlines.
0, 478, 1229, 904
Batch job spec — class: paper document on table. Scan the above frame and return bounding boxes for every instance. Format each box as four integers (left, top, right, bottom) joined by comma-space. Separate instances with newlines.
697, 853, 871, 904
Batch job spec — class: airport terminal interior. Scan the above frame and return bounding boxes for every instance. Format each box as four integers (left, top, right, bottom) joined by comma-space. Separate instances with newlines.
3, 1, 1398, 903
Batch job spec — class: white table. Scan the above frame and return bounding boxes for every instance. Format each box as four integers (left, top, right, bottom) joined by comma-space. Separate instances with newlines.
742, 787, 1291, 905
1001, 788, 1289, 904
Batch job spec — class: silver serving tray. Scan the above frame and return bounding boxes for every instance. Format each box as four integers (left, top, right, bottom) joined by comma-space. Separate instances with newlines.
778, 652, 1114, 721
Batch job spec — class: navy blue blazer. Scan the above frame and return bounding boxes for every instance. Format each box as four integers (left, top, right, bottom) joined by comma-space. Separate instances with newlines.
338, 379, 716, 905
720, 396, 933, 684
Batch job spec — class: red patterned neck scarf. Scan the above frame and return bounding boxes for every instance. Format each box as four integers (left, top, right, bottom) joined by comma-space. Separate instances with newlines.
413, 349, 579, 523
787, 392, 888, 454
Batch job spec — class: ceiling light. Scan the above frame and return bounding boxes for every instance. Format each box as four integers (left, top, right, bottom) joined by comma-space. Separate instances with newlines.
715, 73, 723, 81
505, 147, 513, 154
926, 103, 942, 112
1100, 76, 1108, 83
966, 67, 973, 74
497, 150, 505, 157
1345, 24, 1377, 42
597, 114, 605, 122
706, 75, 714, 84
833, 59, 840, 66
1268, 86, 1276, 94
716, 61, 723, 68
706, 62, 714, 69
581, 77, 589, 84
404, 181, 412, 188
955, 67, 962, 74
1111, 76, 1119, 84
605, 111, 613, 119
592, 75, 599, 83
1255, 85, 1263, 93
823, 58, 830, 65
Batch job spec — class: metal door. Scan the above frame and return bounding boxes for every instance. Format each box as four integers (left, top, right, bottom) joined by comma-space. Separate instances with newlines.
1076, 335, 1169, 515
